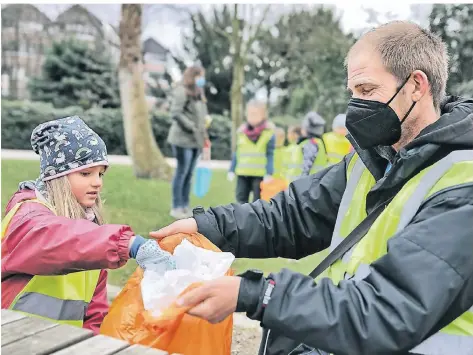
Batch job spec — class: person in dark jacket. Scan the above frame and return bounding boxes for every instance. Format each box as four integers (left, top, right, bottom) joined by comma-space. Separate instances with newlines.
300, 111, 327, 177
152, 21, 473, 355
167, 65, 210, 219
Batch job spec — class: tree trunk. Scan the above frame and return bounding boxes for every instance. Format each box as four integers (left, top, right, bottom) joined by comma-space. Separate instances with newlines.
230, 5, 244, 153
118, 4, 172, 180
231, 57, 244, 153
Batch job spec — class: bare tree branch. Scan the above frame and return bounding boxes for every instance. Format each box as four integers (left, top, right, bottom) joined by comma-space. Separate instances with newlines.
243, 4, 270, 57
215, 27, 232, 41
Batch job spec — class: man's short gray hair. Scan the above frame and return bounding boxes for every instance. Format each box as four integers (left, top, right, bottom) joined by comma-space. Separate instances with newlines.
346, 21, 449, 109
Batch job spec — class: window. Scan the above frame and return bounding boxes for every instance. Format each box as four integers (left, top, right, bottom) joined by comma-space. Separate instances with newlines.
1, 74, 10, 97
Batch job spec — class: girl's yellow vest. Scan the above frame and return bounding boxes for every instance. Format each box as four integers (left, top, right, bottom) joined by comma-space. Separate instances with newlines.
1, 199, 100, 328
322, 150, 473, 354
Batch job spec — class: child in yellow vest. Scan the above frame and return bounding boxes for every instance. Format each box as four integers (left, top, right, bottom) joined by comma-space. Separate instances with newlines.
299, 111, 328, 177
228, 100, 275, 203
273, 127, 286, 179
1, 116, 175, 334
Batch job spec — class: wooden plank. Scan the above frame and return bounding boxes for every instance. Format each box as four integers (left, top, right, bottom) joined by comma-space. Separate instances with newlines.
50, 335, 129, 355
1, 309, 27, 325
2, 323, 93, 355
115, 344, 169, 355
2, 315, 59, 346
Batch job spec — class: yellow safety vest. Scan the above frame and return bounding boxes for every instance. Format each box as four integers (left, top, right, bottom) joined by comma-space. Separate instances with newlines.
322, 131, 352, 165
2, 199, 101, 328
324, 150, 473, 354
235, 130, 274, 177
283, 138, 328, 182
272, 146, 286, 179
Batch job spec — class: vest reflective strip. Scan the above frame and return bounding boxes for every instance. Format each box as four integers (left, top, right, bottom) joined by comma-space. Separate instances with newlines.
329, 157, 366, 252
12, 292, 88, 321
344, 150, 473, 281
239, 152, 266, 157
327, 152, 345, 160
395, 150, 473, 232
411, 325, 473, 355
236, 163, 266, 169
284, 163, 304, 169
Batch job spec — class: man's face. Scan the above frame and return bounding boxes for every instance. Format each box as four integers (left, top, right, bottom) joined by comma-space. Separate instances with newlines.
346, 44, 412, 123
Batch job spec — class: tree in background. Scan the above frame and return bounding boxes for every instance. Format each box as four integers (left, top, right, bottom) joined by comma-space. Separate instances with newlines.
429, 4, 473, 95
28, 39, 120, 109
258, 7, 353, 128
227, 4, 270, 151
177, 5, 269, 151
179, 6, 234, 115
118, 4, 172, 180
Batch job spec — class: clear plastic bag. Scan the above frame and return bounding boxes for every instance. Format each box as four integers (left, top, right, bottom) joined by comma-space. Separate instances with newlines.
141, 239, 234, 317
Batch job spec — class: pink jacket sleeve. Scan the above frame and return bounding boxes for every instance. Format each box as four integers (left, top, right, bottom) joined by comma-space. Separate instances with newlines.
1, 201, 133, 278
83, 269, 109, 334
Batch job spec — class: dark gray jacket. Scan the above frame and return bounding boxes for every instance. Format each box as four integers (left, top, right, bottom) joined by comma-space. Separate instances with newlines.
194, 96, 473, 355
167, 85, 208, 149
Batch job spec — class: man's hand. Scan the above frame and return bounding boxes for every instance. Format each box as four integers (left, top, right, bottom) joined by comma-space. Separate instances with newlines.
177, 276, 241, 324
150, 218, 198, 240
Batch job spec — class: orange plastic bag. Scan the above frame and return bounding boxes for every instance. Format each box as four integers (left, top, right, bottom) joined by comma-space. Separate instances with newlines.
260, 178, 289, 201
100, 233, 234, 355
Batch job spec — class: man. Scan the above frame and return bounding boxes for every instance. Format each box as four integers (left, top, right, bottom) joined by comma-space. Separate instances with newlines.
322, 113, 353, 164
152, 21, 473, 355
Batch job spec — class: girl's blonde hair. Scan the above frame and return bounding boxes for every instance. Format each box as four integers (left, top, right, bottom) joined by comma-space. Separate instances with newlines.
45, 176, 105, 225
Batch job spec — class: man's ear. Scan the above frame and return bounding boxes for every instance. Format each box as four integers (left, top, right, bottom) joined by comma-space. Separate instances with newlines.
411, 70, 430, 102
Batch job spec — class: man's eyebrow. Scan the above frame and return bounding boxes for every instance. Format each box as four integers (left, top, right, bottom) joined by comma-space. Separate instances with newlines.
347, 82, 378, 93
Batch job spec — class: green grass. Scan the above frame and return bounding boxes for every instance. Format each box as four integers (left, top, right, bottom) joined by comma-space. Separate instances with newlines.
2, 159, 324, 287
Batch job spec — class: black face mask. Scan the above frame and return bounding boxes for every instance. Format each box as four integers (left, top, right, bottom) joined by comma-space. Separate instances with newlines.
346, 76, 416, 149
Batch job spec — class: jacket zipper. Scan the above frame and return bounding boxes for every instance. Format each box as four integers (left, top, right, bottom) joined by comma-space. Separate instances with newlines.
263, 329, 271, 355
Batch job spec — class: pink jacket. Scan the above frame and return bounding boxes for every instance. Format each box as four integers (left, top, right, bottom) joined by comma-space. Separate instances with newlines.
1, 189, 134, 334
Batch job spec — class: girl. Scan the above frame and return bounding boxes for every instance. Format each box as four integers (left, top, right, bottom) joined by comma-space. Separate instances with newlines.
1, 116, 173, 334
167, 65, 211, 220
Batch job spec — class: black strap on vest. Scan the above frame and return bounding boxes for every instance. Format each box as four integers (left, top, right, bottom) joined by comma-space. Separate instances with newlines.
309, 196, 394, 279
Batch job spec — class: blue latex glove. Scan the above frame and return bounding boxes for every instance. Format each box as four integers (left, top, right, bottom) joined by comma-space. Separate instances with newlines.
135, 239, 177, 272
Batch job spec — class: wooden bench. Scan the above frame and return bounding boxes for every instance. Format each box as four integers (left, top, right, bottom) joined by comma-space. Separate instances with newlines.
1, 309, 171, 355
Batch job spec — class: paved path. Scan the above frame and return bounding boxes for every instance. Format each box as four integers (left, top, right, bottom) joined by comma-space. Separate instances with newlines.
1, 149, 231, 170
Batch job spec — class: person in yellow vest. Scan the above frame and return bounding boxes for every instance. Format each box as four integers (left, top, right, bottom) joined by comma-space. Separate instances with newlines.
322, 113, 353, 165
228, 100, 275, 203
152, 21, 473, 355
1, 116, 176, 334
284, 111, 328, 182
272, 127, 286, 179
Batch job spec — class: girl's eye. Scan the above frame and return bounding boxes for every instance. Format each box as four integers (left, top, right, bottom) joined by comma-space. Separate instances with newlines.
99, 172, 105, 178
81, 172, 91, 177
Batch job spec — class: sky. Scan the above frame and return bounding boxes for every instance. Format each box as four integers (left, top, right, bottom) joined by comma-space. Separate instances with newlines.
34, 3, 432, 57
29, 3, 433, 100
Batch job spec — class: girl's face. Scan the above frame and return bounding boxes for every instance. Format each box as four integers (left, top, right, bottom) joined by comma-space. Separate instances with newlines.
288, 131, 299, 144
276, 132, 286, 147
67, 165, 107, 208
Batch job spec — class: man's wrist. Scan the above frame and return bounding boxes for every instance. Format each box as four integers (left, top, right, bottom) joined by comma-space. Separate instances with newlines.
236, 269, 272, 321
